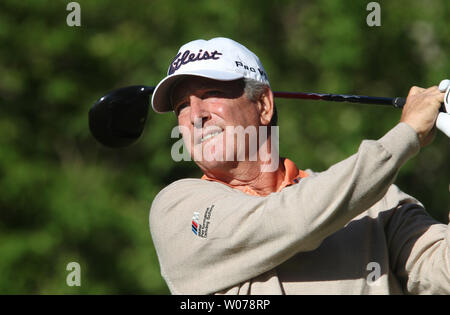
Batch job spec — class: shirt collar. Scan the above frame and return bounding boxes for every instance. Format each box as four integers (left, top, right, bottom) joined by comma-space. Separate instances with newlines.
201, 158, 308, 196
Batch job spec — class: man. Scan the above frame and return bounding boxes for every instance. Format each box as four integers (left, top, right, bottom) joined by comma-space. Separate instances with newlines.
149, 37, 449, 294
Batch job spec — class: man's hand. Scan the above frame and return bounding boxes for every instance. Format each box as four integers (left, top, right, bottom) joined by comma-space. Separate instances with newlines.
400, 86, 445, 147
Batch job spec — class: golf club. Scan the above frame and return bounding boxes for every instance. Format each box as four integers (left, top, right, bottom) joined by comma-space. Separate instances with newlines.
89, 84, 449, 148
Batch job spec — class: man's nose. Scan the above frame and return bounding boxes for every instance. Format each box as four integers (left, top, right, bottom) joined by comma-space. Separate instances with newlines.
190, 95, 210, 127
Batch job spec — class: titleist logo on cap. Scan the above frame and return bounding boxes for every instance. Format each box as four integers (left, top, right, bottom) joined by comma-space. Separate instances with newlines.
168, 49, 223, 75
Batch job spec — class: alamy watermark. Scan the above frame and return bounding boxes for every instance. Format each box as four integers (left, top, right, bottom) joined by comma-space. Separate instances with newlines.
366, 261, 381, 286
66, 262, 81, 287
66, 2, 81, 27
366, 2, 381, 27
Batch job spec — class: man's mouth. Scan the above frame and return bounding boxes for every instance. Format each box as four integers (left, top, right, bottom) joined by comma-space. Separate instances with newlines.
200, 130, 223, 143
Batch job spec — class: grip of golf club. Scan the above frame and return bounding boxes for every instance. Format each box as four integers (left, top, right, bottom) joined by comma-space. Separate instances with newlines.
392, 97, 406, 108
392, 97, 447, 112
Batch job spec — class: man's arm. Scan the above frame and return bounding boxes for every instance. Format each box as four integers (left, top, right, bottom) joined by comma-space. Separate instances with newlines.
389, 86, 449, 294
383, 188, 450, 294
150, 122, 420, 294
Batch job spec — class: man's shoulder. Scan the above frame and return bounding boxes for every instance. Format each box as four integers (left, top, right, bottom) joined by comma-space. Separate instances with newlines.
154, 178, 232, 200
156, 178, 203, 194
150, 178, 235, 217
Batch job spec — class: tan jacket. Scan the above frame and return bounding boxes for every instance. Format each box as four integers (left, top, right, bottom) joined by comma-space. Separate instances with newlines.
149, 123, 450, 294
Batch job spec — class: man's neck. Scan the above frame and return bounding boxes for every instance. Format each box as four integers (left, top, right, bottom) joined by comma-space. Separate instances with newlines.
201, 158, 286, 196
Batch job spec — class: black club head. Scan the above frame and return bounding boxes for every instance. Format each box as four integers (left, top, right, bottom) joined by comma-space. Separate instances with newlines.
88, 85, 154, 148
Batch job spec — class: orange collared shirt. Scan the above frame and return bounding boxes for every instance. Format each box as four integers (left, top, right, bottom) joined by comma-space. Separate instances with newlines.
201, 158, 309, 196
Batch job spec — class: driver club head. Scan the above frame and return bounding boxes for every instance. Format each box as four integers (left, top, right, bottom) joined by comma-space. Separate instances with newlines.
88, 85, 154, 148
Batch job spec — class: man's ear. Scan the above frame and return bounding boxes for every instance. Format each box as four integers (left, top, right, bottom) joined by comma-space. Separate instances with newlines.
257, 88, 274, 126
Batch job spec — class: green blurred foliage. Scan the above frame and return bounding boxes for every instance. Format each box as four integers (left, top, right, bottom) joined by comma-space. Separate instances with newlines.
0, 0, 448, 294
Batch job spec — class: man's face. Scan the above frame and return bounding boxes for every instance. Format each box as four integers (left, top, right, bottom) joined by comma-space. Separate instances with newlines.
171, 77, 263, 173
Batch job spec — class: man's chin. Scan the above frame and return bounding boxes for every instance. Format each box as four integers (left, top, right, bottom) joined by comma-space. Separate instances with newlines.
191, 142, 232, 163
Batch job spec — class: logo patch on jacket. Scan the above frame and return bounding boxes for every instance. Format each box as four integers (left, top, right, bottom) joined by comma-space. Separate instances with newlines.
191, 205, 214, 238
191, 212, 200, 235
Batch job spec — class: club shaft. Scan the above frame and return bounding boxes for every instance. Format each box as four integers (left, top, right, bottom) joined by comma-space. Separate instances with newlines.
138, 85, 406, 108
273, 91, 406, 108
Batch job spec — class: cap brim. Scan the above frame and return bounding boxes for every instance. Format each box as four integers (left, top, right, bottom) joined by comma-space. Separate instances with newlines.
151, 69, 244, 113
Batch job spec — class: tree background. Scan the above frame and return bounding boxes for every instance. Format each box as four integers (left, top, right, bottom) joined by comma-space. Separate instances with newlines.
0, 0, 448, 294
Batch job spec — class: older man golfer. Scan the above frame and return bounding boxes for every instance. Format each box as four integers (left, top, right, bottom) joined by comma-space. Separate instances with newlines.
149, 37, 449, 295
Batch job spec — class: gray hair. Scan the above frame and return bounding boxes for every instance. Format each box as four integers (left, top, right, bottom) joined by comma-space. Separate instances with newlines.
244, 78, 278, 126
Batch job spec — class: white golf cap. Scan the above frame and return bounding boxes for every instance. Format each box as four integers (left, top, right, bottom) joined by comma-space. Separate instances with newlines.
151, 37, 270, 113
